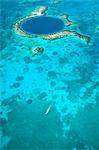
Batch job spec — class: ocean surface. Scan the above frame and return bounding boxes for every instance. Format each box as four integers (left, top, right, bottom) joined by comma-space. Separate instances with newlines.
0, 0, 99, 149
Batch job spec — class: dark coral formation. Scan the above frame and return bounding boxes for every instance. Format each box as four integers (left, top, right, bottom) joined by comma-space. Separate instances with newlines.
96, 27, 99, 31
47, 71, 57, 78
27, 99, 33, 104
31, 47, 44, 55
11, 82, 21, 88
16, 76, 24, 81
23, 56, 33, 64
0, 117, 7, 126
36, 92, 47, 100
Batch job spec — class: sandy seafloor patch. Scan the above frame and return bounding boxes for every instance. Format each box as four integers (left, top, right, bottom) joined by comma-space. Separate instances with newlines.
0, 0, 99, 149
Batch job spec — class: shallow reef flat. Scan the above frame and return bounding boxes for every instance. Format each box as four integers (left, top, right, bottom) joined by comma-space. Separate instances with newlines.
15, 6, 90, 43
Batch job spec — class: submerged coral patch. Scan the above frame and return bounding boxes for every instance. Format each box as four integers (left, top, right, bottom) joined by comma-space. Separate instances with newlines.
31, 47, 44, 55
27, 99, 33, 104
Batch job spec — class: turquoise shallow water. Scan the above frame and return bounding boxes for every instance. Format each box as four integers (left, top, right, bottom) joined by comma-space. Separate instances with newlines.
0, 0, 99, 149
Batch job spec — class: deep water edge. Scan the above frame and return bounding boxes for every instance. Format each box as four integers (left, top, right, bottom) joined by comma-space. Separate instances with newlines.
0, 0, 99, 150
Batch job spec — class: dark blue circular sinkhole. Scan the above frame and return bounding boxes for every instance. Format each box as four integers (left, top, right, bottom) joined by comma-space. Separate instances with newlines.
20, 16, 65, 35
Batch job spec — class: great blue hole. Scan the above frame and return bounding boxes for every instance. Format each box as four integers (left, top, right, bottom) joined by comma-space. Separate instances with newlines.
20, 16, 65, 35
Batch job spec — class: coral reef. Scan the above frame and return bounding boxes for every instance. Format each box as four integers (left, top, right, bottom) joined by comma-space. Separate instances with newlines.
27, 99, 33, 104
53, 0, 62, 4
60, 15, 77, 27
15, 6, 48, 37
31, 47, 44, 55
42, 30, 90, 43
15, 6, 91, 43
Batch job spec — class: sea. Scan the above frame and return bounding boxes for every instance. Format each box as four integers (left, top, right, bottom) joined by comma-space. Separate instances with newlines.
0, 0, 99, 149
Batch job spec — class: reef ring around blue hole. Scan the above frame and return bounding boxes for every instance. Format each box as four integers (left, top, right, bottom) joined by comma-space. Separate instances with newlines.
20, 16, 65, 35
